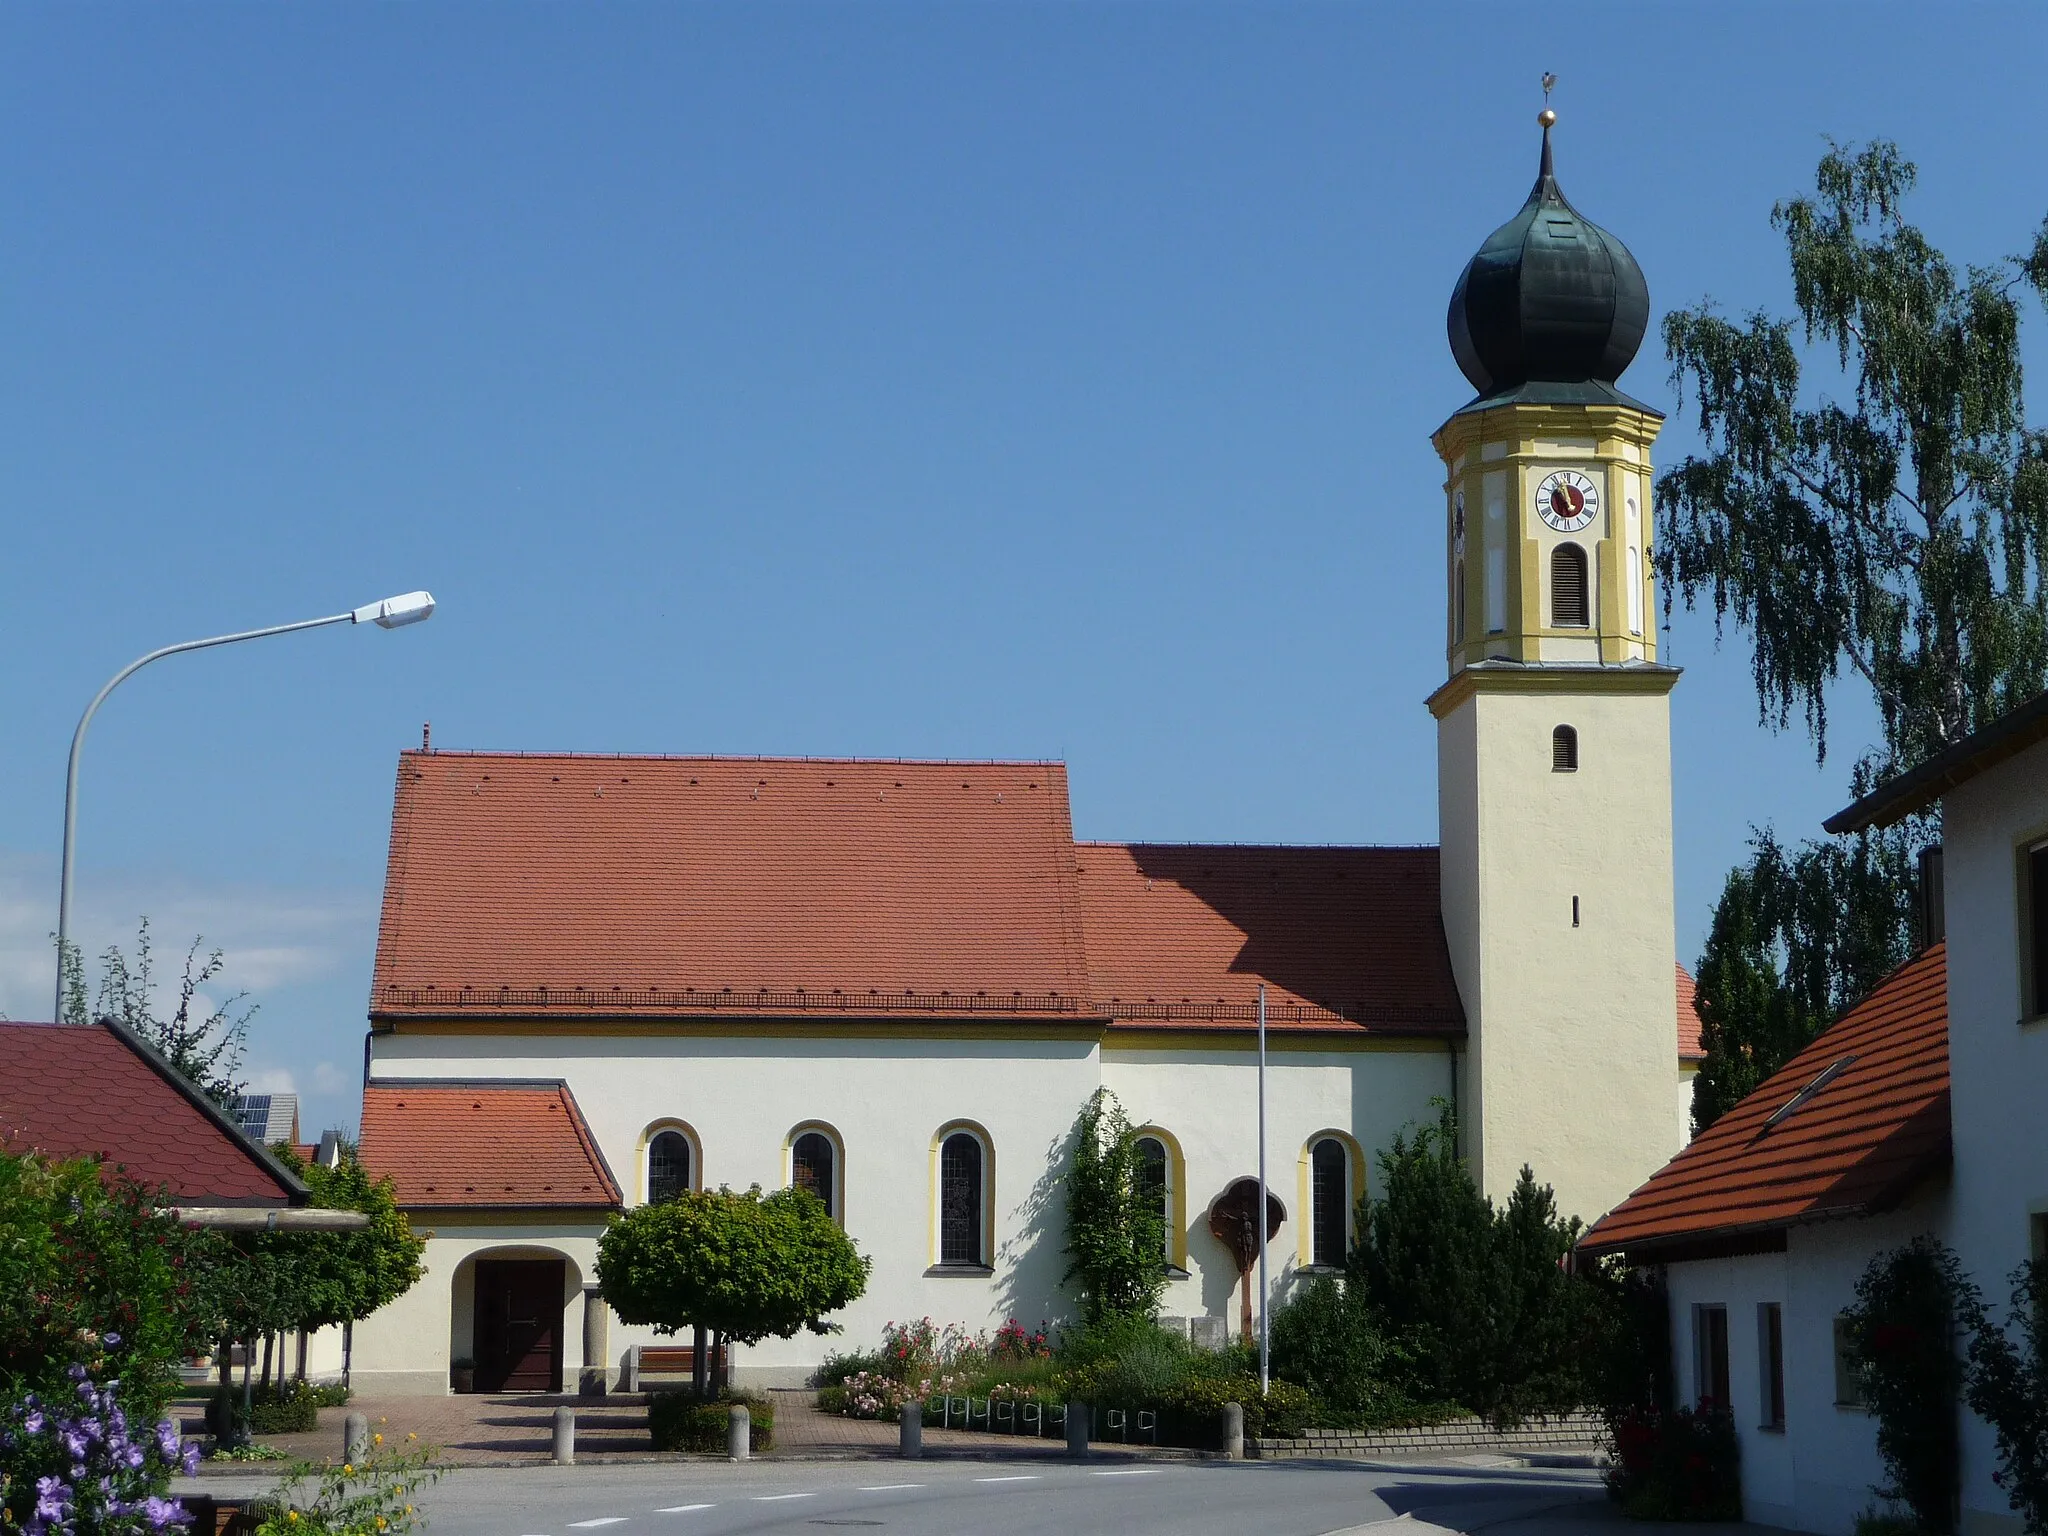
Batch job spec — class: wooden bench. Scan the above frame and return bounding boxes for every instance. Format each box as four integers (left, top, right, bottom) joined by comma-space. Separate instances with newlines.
621, 1343, 728, 1393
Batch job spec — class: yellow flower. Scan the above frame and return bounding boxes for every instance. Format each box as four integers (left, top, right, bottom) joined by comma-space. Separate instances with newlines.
287, 1515, 299, 1525
342, 1464, 353, 1475
406, 1433, 417, 1442
373, 1433, 384, 1446
377, 1520, 388, 1530
404, 1508, 413, 1516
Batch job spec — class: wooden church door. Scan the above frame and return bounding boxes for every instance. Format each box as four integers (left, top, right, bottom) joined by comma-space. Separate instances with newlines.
474, 1258, 565, 1392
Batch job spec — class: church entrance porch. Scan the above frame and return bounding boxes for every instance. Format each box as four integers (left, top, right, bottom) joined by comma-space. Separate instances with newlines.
473, 1258, 565, 1392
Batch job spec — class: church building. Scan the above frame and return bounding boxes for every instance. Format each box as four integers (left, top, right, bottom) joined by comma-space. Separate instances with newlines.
345, 113, 1705, 1395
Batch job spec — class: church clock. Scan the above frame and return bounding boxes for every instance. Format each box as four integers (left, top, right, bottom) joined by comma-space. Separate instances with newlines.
1534, 469, 1599, 533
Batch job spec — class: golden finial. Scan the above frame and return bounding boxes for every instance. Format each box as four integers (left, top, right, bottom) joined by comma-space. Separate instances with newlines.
1539, 107, 1556, 128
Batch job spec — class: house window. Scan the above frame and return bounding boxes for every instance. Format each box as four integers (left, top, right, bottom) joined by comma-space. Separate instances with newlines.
1694, 1304, 1731, 1408
1552, 725, 1579, 773
791, 1129, 837, 1221
1551, 543, 1590, 628
1136, 1135, 1172, 1264
1759, 1303, 1786, 1430
938, 1131, 986, 1268
2032, 1212, 2048, 1261
2026, 841, 2048, 1019
1310, 1138, 1348, 1269
1833, 1314, 1867, 1407
647, 1130, 692, 1204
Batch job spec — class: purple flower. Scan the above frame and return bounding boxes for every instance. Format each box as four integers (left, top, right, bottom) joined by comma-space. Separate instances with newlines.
156, 1421, 182, 1460
181, 1442, 201, 1476
64, 1429, 90, 1459
68, 1363, 88, 1381
24, 1408, 46, 1434
35, 1475, 70, 1521
103, 1332, 121, 1347
143, 1495, 187, 1530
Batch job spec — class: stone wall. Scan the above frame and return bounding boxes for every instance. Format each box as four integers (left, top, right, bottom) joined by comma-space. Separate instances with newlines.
1253, 1411, 1605, 1460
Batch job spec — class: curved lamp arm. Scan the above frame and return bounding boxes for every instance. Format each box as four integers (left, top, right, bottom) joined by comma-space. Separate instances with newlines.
54, 591, 436, 1023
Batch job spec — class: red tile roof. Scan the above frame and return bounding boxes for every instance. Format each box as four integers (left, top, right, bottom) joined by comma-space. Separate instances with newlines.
1677, 965, 1705, 1062
1581, 944, 1949, 1258
1076, 843, 1463, 1032
373, 752, 1092, 1020
0, 1020, 303, 1206
358, 1080, 622, 1209
368, 747, 1692, 1057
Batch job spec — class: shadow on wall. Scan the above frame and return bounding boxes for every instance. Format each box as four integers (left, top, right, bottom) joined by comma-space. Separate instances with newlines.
997, 1119, 1081, 1332
1120, 845, 1458, 1021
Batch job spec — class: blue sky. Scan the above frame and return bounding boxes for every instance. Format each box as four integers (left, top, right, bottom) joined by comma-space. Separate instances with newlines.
3, 3, 2044, 1137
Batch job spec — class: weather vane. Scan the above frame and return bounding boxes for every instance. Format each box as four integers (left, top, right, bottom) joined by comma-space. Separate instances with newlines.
1540, 72, 1557, 128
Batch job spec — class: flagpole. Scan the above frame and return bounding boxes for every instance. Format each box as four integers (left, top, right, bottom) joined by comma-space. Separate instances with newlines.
1257, 983, 1270, 1395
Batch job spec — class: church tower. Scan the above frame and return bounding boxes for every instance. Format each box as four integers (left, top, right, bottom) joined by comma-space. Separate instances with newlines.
1429, 109, 1682, 1222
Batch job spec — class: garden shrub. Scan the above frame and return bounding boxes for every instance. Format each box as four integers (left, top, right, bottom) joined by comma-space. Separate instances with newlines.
1965, 1259, 2048, 1536
1270, 1275, 1411, 1420
0, 1356, 201, 1536
1844, 1238, 1982, 1536
648, 1390, 774, 1453
1604, 1402, 1742, 1521
250, 1432, 443, 1536
1152, 1376, 1311, 1443
246, 1380, 323, 1434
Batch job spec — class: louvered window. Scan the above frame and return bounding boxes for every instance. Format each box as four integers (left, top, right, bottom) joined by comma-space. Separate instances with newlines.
1552, 725, 1579, 773
939, 1132, 984, 1266
648, 1130, 691, 1204
1551, 543, 1590, 628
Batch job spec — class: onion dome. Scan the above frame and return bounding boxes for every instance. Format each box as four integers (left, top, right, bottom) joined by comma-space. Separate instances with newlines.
1447, 111, 1650, 402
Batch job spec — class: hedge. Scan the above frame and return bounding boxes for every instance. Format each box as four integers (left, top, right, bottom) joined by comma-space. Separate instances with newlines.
648, 1390, 774, 1453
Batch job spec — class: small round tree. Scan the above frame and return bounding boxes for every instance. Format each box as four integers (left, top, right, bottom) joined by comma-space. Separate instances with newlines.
596, 1185, 870, 1395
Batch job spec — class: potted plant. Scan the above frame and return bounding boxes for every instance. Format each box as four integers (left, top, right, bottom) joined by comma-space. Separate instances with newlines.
450, 1357, 475, 1394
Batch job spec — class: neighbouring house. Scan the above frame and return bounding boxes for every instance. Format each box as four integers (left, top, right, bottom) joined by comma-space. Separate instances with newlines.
1583, 687, 2048, 1536
343, 113, 1710, 1395
0, 1016, 309, 1212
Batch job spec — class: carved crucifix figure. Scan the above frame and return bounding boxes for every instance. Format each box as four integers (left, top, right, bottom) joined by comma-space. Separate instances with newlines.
1206, 1178, 1285, 1343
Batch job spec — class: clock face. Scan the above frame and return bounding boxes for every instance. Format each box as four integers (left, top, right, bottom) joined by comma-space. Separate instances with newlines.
1535, 470, 1600, 533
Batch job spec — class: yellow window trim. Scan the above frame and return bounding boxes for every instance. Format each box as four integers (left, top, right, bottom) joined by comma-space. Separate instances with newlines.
1296, 1130, 1366, 1268
784, 1121, 847, 1228
928, 1120, 995, 1270
1133, 1125, 1189, 1272
634, 1118, 703, 1206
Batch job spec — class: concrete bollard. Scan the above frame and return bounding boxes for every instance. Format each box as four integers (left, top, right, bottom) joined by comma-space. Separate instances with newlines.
553, 1405, 575, 1465
727, 1403, 750, 1461
343, 1412, 369, 1462
899, 1400, 923, 1459
1064, 1401, 1090, 1458
1221, 1401, 1244, 1461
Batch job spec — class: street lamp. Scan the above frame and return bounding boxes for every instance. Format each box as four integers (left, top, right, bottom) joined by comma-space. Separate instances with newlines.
53, 591, 437, 1022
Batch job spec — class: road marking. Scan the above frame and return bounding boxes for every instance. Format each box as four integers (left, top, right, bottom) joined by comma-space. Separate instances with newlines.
857, 1484, 923, 1491
751, 1493, 815, 1502
974, 1475, 1041, 1483
570, 1521, 629, 1528
654, 1507, 714, 1514
1091, 1468, 1160, 1476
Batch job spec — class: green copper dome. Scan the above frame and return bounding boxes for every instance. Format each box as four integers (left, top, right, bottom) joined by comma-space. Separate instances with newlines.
1446, 119, 1650, 402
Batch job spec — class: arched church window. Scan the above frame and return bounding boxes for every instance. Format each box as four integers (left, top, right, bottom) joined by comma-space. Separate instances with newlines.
1551, 543, 1590, 628
647, 1130, 692, 1205
1552, 725, 1579, 773
938, 1130, 986, 1267
1310, 1138, 1348, 1269
1136, 1135, 1172, 1264
791, 1129, 838, 1221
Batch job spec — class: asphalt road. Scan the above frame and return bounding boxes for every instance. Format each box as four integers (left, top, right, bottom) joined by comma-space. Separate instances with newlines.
185, 1457, 1613, 1536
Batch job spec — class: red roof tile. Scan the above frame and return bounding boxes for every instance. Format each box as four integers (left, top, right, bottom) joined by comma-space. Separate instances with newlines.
1581, 945, 1949, 1258
1677, 965, 1706, 1062
358, 1080, 621, 1208
372, 752, 1092, 1020
1076, 843, 1463, 1032
0, 1020, 303, 1206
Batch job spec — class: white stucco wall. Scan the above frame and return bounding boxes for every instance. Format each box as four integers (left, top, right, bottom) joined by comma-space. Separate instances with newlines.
1935, 736, 2048, 1536
1665, 1202, 1946, 1535
348, 1028, 1457, 1390
1437, 679, 1681, 1224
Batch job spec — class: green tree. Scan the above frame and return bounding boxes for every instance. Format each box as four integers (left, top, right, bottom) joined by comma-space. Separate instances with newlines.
1348, 1108, 1600, 1422
596, 1185, 869, 1395
58, 917, 255, 1108
1659, 141, 2048, 1125
1062, 1089, 1168, 1326
0, 1147, 220, 1421
1966, 1261, 2048, 1535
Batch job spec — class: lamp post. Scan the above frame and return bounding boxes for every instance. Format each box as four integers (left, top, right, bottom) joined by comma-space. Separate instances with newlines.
53, 590, 436, 1022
